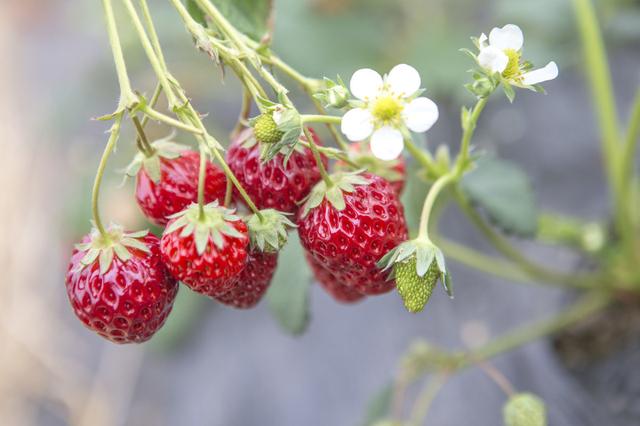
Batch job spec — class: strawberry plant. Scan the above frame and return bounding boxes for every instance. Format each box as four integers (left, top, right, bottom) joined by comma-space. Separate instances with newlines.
64, 0, 640, 423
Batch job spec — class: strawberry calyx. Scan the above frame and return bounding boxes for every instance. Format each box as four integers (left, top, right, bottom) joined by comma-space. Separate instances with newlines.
378, 238, 453, 313
300, 171, 370, 217
124, 135, 189, 183
164, 201, 244, 255
246, 209, 295, 253
74, 225, 151, 274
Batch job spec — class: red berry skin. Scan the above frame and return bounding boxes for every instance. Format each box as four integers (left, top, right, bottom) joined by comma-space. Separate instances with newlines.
136, 151, 227, 226
226, 128, 328, 215
65, 234, 178, 344
160, 219, 249, 298
298, 174, 408, 296
304, 252, 365, 304
215, 251, 278, 309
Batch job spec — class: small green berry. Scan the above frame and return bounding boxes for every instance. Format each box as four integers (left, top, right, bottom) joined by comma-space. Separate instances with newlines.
503, 393, 547, 426
253, 113, 284, 144
394, 257, 439, 313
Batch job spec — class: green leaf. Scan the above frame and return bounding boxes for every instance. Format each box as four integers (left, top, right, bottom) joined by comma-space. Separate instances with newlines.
461, 156, 538, 237
360, 383, 393, 426
210, 0, 273, 42
266, 233, 311, 335
186, 0, 207, 26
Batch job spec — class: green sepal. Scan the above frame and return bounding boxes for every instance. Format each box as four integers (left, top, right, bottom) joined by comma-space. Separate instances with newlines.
163, 201, 244, 256
74, 225, 150, 274
334, 143, 404, 184
123, 134, 188, 183
300, 171, 370, 218
246, 209, 295, 253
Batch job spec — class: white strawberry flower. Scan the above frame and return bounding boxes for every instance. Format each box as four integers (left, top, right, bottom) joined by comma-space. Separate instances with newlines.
340, 64, 439, 161
477, 24, 558, 87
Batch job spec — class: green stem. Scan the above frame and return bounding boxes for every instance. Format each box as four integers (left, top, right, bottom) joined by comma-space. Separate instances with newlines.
122, 0, 180, 108
455, 97, 488, 177
224, 178, 233, 207
232, 87, 252, 137
92, 113, 124, 238
453, 187, 599, 288
417, 173, 456, 239
304, 127, 333, 187
310, 98, 350, 151
209, 146, 264, 220
572, 0, 625, 236
621, 88, 640, 218
139, 83, 163, 129
141, 106, 203, 134
102, 0, 138, 110
407, 372, 450, 426
301, 114, 342, 125
404, 138, 436, 171
197, 144, 207, 218
138, 0, 167, 72
261, 54, 322, 92
132, 115, 154, 156
457, 293, 610, 367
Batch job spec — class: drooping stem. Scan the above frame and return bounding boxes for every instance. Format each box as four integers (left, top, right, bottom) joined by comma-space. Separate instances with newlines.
304, 127, 333, 187
138, 0, 167, 72
92, 113, 124, 238
232, 88, 252, 138
138, 83, 162, 129
132, 115, 154, 156
404, 138, 436, 171
310, 98, 350, 151
417, 173, 455, 239
140, 106, 203, 134
224, 178, 233, 207
620, 88, 640, 223
455, 97, 488, 177
122, 0, 180, 108
197, 144, 207, 218
102, 0, 137, 110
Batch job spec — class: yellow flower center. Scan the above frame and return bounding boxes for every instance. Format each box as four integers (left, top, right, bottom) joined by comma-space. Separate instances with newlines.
502, 49, 522, 80
372, 96, 403, 122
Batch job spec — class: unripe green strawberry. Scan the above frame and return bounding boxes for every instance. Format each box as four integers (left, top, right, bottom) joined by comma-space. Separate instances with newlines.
503, 393, 547, 426
253, 113, 283, 144
394, 258, 439, 313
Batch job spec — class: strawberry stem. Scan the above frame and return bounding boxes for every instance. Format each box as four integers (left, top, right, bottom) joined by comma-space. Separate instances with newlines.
301, 114, 342, 125
197, 144, 207, 220
417, 173, 455, 240
132, 115, 155, 157
92, 113, 123, 239
303, 127, 333, 187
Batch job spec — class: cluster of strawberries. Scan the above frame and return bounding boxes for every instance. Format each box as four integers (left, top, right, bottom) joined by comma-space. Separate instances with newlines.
65, 125, 407, 344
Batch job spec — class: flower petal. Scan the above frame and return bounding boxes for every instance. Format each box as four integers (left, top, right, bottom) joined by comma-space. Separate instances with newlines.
477, 46, 509, 74
403, 97, 439, 133
479, 33, 488, 47
387, 64, 421, 97
370, 127, 404, 161
488, 24, 523, 51
522, 61, 559, 86
341, 108, 374, 141
350, 68, 383, 100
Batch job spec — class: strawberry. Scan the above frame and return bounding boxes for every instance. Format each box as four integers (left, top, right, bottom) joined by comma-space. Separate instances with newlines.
66, 226, 178, 344
253, 113, 284, 145
215, 251, 278, 309
378, 239, 452, 313
214, 209, 293, 309
160, 202, 249, 298
127, 139, 226, 226
226, 128, 328, 215
297, 172, 408, 296
304, 252, 366, 303
337, 142, 406, 196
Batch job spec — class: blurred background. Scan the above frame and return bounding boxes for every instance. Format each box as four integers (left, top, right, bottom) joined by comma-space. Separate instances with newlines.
1, 0, 639, 425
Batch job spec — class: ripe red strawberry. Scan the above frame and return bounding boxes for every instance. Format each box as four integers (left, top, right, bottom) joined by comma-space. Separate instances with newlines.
298, 172, 408, 296
226, 128, 328, 215
336, 142, 406, 196
215, 251, 278, 309
304, 252, 365, 303
66, 227, 178, 344
130, 140, 226, 226
160, 202, 249, 298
